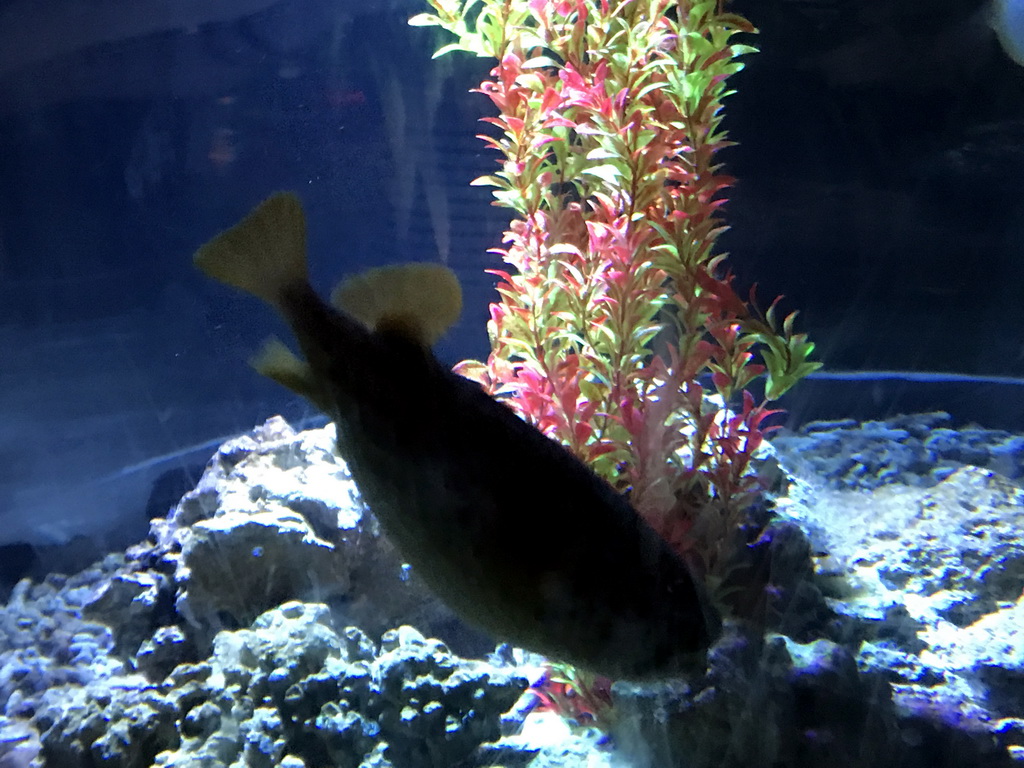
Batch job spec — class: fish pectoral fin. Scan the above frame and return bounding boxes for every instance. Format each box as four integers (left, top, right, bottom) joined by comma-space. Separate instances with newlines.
193, 192, 309, 307
330, 262, 462, 346
251, 338, 331, 411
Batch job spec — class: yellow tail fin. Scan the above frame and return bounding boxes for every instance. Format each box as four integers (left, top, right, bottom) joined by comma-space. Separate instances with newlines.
193, 193, 308, 306
330, 263, 462, 347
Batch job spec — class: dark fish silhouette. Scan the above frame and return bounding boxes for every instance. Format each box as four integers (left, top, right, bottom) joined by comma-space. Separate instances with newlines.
193, 192, 719, 678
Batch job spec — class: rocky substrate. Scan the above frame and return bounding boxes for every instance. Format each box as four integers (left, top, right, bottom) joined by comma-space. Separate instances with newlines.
0, 413, 1022, 767
770, 411, 1024, 490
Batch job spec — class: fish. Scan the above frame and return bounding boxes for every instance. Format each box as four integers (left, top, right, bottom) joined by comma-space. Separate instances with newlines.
193, 192, 720, 679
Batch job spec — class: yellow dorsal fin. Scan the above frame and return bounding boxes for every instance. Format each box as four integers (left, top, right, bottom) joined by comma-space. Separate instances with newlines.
330, 263, 462, 347
193, 192, 308, 307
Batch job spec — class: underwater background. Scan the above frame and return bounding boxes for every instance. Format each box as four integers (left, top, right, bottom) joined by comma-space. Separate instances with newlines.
1, 0, 1023, 555
2, 0, 1024, 766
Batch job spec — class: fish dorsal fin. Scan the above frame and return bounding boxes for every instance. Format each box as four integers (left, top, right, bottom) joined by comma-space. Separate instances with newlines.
330, 263, 462, 346
193, 192, 308, 307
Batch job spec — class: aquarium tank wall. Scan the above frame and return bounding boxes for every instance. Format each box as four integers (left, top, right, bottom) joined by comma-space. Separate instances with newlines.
1, 0, 1024, 766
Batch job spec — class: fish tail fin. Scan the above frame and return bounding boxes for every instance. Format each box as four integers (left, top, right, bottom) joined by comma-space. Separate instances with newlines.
193, 192, 309, 306
330, 263, 462, 347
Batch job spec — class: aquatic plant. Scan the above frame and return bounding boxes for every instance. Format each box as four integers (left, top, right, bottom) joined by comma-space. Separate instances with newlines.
411, 0, 819, 574
527, 661, 616, 732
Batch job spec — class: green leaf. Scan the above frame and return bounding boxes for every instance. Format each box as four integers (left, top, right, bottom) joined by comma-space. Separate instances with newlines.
523, 56, 561, 69
408, 13, 440, 27
432, 42, 472, 58
581, 164, 623, 184
470, 174, 506, 187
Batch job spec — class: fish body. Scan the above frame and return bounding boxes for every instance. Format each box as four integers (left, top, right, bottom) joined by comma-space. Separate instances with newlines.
194, 193, 719, 678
